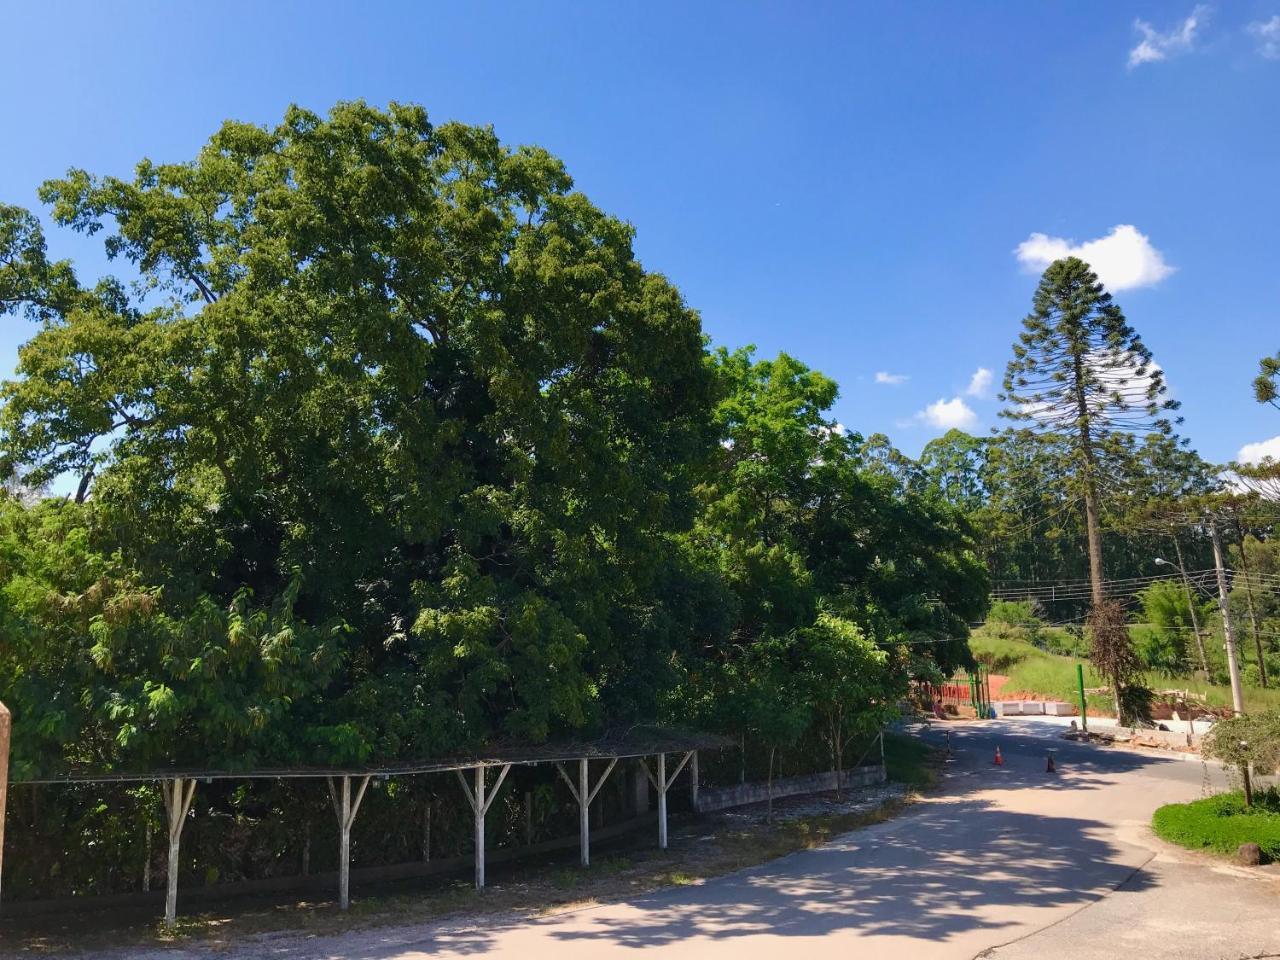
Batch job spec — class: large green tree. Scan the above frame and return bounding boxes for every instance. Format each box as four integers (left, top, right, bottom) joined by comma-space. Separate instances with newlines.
674, 348, 987, 753
1, 101, 716, 767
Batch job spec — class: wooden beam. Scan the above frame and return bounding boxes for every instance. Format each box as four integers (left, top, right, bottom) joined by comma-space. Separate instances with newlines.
664, 750, 694, 790
554, 762, 581, 803
586, 758, 618, 806
455, 768, 477, 812
481, 764, 511, 817
638, 757, 658, 792
690, 751, 699, 813
160, 776, 197, 928
0, 701, 10, 916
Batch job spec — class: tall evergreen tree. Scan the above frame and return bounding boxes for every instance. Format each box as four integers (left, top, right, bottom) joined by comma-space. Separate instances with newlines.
1000, 257, 1179, 608
1255, 351, 1279, 409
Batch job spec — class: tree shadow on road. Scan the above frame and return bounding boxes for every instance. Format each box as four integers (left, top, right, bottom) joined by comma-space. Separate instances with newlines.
512, 800, 1154, 952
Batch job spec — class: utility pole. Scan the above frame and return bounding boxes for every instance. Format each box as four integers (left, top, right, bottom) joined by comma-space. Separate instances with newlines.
1209, 520, 1246, 716
1171, 537, 1209, 675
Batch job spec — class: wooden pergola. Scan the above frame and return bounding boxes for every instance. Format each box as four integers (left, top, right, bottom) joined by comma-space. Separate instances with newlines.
1, 727, 726, 927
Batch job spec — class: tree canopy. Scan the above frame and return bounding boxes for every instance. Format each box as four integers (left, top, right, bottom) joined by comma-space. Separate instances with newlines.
0, 103, 979, 784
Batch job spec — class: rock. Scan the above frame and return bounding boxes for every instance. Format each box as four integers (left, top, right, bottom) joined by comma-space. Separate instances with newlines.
1237, 842, 1263, 866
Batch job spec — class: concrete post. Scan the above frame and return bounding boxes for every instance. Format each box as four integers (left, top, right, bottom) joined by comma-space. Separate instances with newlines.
457, 764, 510, 891
632, 761, 649, 813
474, 766, 486, 890
161, 777, 196, 928
328, 774, 371, 910
0, 701, 10, 916
657, 753, 668, 850
1211, 521, 1246, 716
578, 758, 590, 867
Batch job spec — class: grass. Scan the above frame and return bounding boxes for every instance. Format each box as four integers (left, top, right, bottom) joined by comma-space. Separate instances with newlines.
1152, 789, 1280, 861
882, 731, 938, 789
968, 628, 1280, 716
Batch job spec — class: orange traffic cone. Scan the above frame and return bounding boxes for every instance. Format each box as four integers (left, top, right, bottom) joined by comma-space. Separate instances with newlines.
993, 746, 1004, 766
1046, 753, 1056, 774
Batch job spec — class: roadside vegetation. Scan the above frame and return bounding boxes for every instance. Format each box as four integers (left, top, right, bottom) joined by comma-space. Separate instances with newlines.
970, 601, 1280, 717
1152, 790, 1280, 862
1, 96, 1278, 926
0, 103, 980, 905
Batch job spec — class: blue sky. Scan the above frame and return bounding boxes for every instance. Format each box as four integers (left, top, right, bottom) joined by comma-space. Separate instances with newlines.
2, 1, 1279, 468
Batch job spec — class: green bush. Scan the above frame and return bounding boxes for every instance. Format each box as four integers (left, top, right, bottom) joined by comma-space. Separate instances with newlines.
987, 600, 1037, 627
1132, 623, 1184, 678
1202, 712, 1280, 772
1152, 789, 1280, 861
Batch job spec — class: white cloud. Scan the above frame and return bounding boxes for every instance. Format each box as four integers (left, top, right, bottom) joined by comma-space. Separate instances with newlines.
1249, 16, 1280, 59
1239, 435, 1280, 464
875, 371, 909, 385
1015, 224, 1174, 293
966, 367, 994, 398
1129, 5, 1209, 67
918, 396, 978, 431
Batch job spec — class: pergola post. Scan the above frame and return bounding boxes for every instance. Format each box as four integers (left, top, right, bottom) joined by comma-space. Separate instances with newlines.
657, 753, 667, 849
456, 764, 510, 890
160, 777, 197, 928
0, 701, 10, 916
641, 751, 693, 851
327, 774, 371, 910
554, 757, 618, 867
578, 759, 588, 862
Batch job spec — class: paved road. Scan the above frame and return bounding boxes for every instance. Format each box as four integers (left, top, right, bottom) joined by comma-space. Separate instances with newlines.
126, 721, 1280, 959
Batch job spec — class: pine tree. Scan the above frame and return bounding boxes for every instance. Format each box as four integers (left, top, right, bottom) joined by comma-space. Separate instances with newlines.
1001, 258, 1179, 715
1000, 257, 1179, 607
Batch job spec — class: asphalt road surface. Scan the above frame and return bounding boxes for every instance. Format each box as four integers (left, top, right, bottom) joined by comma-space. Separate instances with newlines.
96, 720, 1280, 959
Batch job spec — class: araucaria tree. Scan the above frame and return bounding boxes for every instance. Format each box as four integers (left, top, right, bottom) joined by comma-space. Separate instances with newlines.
1000, 257, 1178, 708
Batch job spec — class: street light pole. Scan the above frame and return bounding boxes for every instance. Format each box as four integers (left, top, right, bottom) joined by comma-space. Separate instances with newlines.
1208, 522, 1246, 716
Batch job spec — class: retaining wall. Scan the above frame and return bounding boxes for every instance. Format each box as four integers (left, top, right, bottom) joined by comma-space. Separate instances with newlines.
695, 764, 886, 814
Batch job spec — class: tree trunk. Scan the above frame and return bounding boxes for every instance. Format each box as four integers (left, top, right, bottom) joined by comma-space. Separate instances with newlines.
301, 817, 311, 876
1071, 354, 1106, 608
830, 715, 843, 799
766, 747, 775, 824
422, 799, 432, 862
1072, 353, 1118, 714
143, 818, 152, 892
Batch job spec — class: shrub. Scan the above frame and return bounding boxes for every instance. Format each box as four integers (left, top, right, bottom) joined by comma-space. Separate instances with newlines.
987, 600, 1037, 627
1152, 789, 1280, 860
1132, 623, 1184, 678
1202, 712, 1280, 775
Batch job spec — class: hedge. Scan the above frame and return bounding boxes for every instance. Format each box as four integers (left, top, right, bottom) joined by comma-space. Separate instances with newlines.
1151, 789, 1280, 861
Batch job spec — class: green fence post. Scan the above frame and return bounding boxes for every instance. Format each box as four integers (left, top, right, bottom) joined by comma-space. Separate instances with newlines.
1076, 663, 1088, 734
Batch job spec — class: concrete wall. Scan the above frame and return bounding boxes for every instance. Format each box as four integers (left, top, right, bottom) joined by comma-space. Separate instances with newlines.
694, 764, 886, 814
